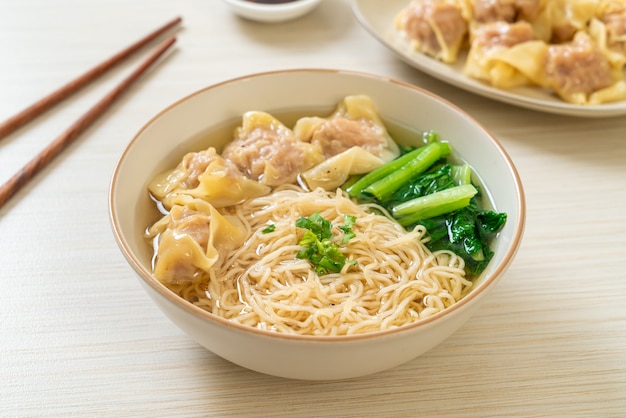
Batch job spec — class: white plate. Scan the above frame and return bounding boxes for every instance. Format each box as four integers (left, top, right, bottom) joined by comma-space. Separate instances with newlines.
351, 0, 626, 118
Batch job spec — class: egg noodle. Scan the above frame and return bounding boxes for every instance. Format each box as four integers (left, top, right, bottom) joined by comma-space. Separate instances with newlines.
165, 185, 472, 336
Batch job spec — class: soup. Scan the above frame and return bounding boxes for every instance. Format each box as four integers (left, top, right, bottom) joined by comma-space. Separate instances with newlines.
144, 95, 505, 336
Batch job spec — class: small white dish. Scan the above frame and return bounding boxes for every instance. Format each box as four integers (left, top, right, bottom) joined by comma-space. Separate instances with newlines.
223, 0, 322, 23
351, 0, 626, 118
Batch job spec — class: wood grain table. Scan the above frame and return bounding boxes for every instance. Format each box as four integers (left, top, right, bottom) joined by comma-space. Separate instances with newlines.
1, 1, 625, 416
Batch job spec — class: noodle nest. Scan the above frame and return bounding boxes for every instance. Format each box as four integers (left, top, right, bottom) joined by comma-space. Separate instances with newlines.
166, 185, 472, 336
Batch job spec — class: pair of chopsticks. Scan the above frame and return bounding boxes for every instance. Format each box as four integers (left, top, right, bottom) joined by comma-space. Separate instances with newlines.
0, 16, 182, 209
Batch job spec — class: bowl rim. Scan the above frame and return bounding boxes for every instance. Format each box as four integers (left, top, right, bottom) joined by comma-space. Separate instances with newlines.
109, 68, 526, 343
223, 0, 321, 10
222, 0, 322, 20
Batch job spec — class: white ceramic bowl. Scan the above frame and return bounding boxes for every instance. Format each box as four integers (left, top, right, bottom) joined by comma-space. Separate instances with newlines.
109, 69, 525, 380
222, 0, 322, 23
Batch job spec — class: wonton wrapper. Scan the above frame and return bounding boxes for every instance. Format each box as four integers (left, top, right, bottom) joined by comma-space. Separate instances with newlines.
149, 147, 270, 210
146, 196, 247, 284
542, 31, 626, 104
596, 0, 626, 58
466, 40, 548, 88
587, 80, 626, 104
532, 0, 598, 42
300, 146, 386, 191
581, 6, 626, 104
395, 0, 469, 64
464, 21, 544, 89
222, 111, 324, 186
588, 16, 626, 68
463, 0, 546, 25
293, 95, 400, 163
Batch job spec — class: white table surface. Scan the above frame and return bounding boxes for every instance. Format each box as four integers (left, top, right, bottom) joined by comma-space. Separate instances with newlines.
1, 1, 625, 416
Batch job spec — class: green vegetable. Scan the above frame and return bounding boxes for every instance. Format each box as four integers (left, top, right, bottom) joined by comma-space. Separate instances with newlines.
417, 198, 507, 276
385, 163, 455, 205
346, 145, 433, 198
392, 184, 478, 226
422, 129, 441, 144
343, 131, 506, 276
363, 142, 449, 202
295, 212, 332, 240
339, 214, 357, 244
451, 163, 472, 186
295, 212, 356, 275
261, 224, 276, 233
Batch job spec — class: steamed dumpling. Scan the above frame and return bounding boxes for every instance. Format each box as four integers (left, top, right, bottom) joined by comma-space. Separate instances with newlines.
395, 0, 469, 64
594, 1, 626, 59
464, 21, 542, 89
468, 0, 544, 24
221, 111, 324, 186
533, 0, 598, 43
146, 197, 247, 284
394, 0, 626, 105
148, 147, 270, 210
543, 31, 626, 104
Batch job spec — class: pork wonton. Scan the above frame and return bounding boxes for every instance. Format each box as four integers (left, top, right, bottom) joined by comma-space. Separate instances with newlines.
146, 197, 247, 284
148, 147, 270, 210
543, 31, 626, 104
221, 111, 323, 186
395, 0, 469, 63
395, 0, 626, 105
294, 95, 399, 162
294, 95, 400, 190
464, 21, 543, 88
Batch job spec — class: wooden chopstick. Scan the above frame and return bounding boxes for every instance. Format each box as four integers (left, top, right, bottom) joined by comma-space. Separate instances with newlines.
0, 36, 177, 209
0, 16, 182, 140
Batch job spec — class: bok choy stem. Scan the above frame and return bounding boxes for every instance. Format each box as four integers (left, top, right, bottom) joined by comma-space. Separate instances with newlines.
391, 184, 478, 226
363, 142, 449, 201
